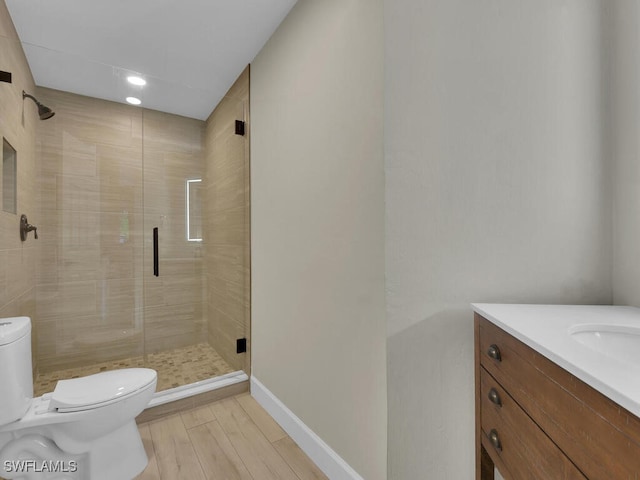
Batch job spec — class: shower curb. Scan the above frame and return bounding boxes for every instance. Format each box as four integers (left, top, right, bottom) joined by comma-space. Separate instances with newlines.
137, 372, 249, 424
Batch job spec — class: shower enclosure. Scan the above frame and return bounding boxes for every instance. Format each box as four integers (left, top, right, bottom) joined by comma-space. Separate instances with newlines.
30, 71, 250, 397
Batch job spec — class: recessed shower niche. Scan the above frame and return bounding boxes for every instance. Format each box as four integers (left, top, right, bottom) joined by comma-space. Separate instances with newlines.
2, 138, 16, 214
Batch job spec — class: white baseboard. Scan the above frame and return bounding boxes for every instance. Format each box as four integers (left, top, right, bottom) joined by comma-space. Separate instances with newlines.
250, 376, 363, 480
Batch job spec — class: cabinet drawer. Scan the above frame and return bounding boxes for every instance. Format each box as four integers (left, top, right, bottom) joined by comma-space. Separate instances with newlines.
480, 368, 586, 479
477, 314, 640, 479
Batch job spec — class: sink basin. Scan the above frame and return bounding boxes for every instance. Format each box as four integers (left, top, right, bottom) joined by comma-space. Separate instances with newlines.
569, 324, 640, 365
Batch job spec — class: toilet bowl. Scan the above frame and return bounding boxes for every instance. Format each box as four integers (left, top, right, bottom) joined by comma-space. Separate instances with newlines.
0, 317, 157, 480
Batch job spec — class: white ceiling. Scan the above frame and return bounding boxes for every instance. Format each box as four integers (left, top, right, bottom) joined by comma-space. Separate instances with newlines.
6, 0, 297, 120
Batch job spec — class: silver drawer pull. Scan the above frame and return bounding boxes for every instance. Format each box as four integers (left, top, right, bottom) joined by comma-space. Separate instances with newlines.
487, 344, 501, 362
489, 429, 502, 451
488, 388, 502, 407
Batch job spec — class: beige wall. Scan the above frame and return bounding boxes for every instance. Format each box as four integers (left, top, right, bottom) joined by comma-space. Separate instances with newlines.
251, 1, 387, 479
34, 88, 205, 371
611, 1, 640, 306
385, 1, 611, 478
0, 1, 38, 371
204, 67, 250, 372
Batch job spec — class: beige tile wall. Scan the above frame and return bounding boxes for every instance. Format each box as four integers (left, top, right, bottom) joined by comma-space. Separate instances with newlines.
34, 88, 207, 371
204, 66, 251, 372
0, 4, 38, 373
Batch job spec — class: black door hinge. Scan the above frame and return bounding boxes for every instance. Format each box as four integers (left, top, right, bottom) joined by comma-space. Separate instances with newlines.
235, 120, 245, 136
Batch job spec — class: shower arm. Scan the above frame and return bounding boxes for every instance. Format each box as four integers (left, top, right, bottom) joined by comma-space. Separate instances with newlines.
22, 91, 39, 104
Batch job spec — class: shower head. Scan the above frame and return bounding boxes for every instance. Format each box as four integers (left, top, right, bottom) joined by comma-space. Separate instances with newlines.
22, 91, 55, 120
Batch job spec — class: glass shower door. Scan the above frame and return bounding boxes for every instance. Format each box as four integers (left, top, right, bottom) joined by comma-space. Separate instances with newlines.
33, 88, 146, 395
203, 97, 250, 375
141, 93, 250, 391
141, 110, 207, 391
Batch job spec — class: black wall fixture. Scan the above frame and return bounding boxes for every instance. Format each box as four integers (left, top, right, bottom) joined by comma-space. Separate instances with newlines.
0, 71, 11, 83
235, 120, 245, 136
236, 338, 247, 354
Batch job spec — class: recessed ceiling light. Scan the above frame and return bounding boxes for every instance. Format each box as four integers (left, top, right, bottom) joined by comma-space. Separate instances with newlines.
126, 97, 142, 105
127, 76, 146, 86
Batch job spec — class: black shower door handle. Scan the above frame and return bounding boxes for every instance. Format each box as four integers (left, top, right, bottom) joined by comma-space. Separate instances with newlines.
153, 227, 159, 276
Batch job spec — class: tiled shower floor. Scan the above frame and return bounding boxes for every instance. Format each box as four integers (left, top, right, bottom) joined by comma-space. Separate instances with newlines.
33, 343, 236, 396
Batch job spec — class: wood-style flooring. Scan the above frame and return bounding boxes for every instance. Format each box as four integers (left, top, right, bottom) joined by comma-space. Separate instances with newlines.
136, 393, 328, 480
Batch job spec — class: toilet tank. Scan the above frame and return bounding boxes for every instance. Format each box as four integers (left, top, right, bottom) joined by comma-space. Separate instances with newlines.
0, 317, 33, 425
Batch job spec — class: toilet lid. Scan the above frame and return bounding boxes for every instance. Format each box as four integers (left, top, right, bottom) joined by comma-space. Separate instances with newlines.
0, 317, 30, 346
49, 368, 157, 413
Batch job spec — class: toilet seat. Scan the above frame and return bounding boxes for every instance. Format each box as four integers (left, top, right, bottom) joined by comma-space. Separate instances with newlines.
48, 368, 157, 413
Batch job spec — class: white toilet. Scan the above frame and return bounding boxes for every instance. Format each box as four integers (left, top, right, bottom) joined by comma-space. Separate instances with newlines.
0, 317, 157, 480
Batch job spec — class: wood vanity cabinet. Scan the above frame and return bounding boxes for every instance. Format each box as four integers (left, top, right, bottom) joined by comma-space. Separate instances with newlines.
474, 313, 640, 479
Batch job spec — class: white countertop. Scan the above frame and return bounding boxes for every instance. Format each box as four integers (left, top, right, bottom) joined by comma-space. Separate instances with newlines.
472, 303, 640, 418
